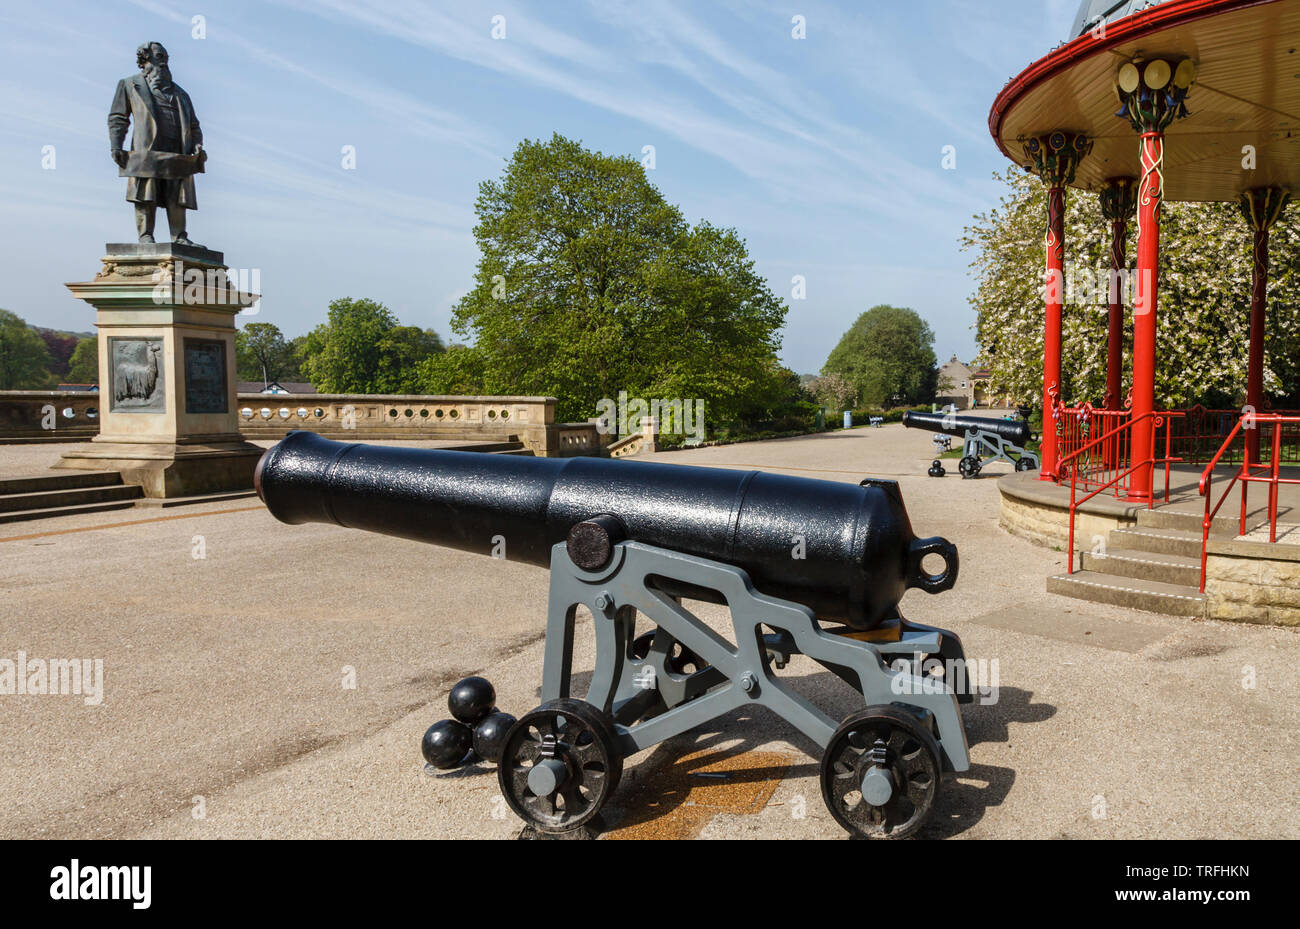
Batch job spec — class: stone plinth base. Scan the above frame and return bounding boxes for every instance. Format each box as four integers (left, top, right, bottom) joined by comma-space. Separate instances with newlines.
997, 470, 1138, 549
54, 437, 262, 497
1205, 544, 1300, 626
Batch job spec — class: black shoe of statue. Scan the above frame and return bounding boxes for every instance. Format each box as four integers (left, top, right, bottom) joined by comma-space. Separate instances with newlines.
139, 233, 155, 244
172, 235, 197, 247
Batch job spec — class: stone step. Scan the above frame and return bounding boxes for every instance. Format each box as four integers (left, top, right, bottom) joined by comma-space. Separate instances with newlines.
1081, 548, 1203, 587
0, 498, 141, 526
0, 471, 124, 495
1107, 526, 1204, 558
0, 483, 143, 515
1046, 570, 1207, 617
1136, 507, 1237, 536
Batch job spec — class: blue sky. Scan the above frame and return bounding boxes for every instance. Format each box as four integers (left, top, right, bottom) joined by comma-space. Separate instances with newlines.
0, 0, 1079, 374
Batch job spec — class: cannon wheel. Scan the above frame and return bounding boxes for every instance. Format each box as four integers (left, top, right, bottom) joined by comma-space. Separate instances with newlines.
1015, 456, 1035, 472
958, 456, 981, 479
498, 699, 623, 834
819, 705, 942, 840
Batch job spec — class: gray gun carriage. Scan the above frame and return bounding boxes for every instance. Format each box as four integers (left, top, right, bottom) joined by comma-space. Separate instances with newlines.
255, 431, 978, 839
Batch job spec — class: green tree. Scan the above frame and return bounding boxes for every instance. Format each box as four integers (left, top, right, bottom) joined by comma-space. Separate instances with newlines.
236, 322, 291, 387
298, 298, 444, 393
66, 337, 98, 384
0, 310, 54, 389
425, 133, 788, 428
963, 167, 1300, 408
821, 305, 938, 408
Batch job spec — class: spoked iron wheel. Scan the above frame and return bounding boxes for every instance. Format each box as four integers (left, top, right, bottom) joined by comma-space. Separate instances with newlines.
1015, 456, 1035, 472
498, 699, 623, 833
958, 456, 981, 479
820, 706, 942, 839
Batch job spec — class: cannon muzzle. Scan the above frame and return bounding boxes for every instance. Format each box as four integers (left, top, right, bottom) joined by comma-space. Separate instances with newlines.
902, 410, 1032, 445
255, 431, 957, 629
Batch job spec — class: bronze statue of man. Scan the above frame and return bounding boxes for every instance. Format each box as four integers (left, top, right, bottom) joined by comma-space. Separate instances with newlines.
108, 42, 206, 246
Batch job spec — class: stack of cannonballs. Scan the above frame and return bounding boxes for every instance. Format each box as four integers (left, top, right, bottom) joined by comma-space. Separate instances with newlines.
421, 676, 517, 770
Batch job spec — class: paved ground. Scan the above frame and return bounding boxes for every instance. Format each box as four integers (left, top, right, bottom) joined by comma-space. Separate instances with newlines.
2, 420, 1296, 839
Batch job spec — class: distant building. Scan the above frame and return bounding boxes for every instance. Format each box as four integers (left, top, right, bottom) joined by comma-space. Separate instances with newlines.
936, 355, 976, 410
236, 380, 317, 395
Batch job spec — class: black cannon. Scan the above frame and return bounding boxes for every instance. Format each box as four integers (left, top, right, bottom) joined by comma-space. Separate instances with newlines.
256, 431, 976, 839
902, 410, 1039, 478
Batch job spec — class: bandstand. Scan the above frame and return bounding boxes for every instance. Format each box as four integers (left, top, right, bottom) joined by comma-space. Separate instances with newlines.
988, 0, 1300, 623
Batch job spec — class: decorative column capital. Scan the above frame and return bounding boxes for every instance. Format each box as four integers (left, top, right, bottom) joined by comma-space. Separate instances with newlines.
1239, 187, 1291, 232
1115, 57, 1196, 133
1099, 177, 1139, 221
1021, 131, 1092, 188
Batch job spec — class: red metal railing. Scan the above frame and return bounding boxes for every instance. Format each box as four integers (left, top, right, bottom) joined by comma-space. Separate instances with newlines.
1056, 409, 1185, 573
1170, 406, 1300, 466
1056, 403, 1300, 472
1197, 413, 1300, 591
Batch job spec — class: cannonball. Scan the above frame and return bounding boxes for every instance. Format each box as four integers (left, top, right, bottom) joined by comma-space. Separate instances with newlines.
448, 676, 496, 725
472, 712, 517, 764
421, 719, 474, 769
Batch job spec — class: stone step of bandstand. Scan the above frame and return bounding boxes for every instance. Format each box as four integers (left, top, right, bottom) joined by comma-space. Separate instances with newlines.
1135, 506, 1238, 536
1107, 526, 1205, 558
1046, 570, 1208, 617
1080, 548, 1204, 587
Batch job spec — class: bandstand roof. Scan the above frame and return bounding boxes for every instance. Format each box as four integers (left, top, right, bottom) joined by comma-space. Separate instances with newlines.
989, 0, 1300, 202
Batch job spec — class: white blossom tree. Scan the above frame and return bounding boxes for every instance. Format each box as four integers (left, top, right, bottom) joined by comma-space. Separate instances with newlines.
963, 168, 1299, 409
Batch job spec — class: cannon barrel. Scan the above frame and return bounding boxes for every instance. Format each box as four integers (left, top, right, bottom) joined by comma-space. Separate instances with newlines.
254, 431, 957, 630
902, 410, 1032, 445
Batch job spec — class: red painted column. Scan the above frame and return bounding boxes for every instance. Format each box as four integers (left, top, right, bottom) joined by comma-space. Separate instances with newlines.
1247, 222, 1268, 461
1098, 178, 1136, 411
1115, 56, 1196, 502
1021, 131, 1091, 482
1239, 188, 1291, 461
1042, 184, 1066, 481
1098, 179, 1136, 473
1128, 132, 1163, 502
1106, 216, 1126, 410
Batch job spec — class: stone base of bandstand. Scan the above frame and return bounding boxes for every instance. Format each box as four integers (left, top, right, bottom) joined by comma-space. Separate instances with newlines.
997, 469, 1140, 549
999, 467, 1300, 625
54, 434, 263, 498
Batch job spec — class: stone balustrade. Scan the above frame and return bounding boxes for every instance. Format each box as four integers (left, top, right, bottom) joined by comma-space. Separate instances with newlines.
0, 390, 102, 440
0, 390, 602, 457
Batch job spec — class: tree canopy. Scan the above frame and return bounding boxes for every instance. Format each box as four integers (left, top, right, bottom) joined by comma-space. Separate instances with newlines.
0, 310, 54, 389
820, 305, 938, 408
963, 167, 1300, 408
236, 322, 296, 388
66, 337, 97, 384
417, 133, 789, 428
298, 298, 444, 393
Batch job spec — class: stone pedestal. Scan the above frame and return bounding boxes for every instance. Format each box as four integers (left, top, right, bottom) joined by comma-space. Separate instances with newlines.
56, 243, 263, 497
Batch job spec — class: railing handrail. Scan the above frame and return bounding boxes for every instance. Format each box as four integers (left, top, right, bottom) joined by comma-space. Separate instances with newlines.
1055, 408, 1176, 477
1198, 412, 1300, 591
1062, 409, 1183, 573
